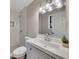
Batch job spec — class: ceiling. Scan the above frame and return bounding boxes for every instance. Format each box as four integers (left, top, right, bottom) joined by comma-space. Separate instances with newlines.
10, 0, 34, 12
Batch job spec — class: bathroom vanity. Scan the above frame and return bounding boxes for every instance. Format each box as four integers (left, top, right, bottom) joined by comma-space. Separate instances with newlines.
25, 36, 69, 59
25, 41, 56, 59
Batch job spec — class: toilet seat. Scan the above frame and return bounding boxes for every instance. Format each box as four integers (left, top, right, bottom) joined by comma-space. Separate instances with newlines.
13, 46, 27, 57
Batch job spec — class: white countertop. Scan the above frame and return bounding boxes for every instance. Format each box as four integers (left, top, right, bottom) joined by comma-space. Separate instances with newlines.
25, 37, 69, 59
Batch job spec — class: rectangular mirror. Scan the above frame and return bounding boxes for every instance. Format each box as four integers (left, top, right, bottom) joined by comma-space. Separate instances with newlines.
39, 7, 68, 38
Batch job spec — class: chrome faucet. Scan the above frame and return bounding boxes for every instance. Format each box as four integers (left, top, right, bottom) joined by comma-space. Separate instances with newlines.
44, 34, 51, 41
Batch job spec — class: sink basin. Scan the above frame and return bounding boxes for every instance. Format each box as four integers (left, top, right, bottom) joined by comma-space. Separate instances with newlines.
36, 39, 60, 49
44, 38, 59, 43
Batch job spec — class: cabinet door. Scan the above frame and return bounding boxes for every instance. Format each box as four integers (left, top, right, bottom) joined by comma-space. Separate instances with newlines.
25, 43, 40, 59
37, 49, 56, 59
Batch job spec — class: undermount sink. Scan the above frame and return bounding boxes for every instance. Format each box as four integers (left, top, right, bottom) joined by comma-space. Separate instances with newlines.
35, 39, 60, 49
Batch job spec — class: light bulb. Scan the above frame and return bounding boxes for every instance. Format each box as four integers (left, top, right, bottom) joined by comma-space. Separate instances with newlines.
39, 7, 46, 14
56, 3, 63, 8
48, 7, 53, 12
46, 3, 51, 9
45, 3, 53, 12
55, 0, 63, 8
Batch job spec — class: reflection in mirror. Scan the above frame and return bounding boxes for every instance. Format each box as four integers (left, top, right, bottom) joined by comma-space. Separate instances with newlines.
48, 7, 66, 38
39, 7, 66, 38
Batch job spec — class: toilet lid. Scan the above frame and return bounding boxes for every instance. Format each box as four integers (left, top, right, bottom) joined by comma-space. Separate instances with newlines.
13, 46, 27, 57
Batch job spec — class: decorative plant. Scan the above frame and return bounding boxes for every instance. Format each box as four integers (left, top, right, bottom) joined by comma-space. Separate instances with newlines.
62, 36, 69, 44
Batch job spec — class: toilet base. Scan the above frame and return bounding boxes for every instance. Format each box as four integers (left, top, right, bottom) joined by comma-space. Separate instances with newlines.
16, 56, 24, 59
11, 54, 27, 59
11, 55, 25, 59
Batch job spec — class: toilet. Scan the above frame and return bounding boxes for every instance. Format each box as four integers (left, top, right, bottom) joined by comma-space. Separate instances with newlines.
12, 46, 27, 59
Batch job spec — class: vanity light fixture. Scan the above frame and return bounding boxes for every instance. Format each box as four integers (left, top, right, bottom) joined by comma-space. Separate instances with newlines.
39, 0, 65, 14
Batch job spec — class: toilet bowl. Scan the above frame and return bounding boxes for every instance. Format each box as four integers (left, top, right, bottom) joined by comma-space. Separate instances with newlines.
12, 46, 27, 59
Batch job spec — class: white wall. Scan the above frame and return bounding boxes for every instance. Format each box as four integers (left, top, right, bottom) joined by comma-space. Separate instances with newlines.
26, 0, 41, 37
10, 11, 20, 50
19, 7, 27, 46
39, 14, 48, 34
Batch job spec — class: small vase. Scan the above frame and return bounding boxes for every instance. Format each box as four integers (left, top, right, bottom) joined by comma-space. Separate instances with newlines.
62, 43, 69, 48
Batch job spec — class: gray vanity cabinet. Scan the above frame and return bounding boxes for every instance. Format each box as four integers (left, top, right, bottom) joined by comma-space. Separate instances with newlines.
25, 42, 56, 59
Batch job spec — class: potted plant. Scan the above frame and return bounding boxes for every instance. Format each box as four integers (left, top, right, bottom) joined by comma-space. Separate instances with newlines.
61, 36, 69, 48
